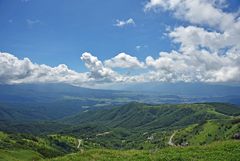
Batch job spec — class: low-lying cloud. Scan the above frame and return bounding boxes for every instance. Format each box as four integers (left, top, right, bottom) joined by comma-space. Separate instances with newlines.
0, 52, 89, 85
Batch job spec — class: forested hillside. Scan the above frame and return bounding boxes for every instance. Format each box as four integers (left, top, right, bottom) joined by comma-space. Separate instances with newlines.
46, 140, 240, 161
0, 100, 99, 122
1, 102, 240, 160
0, 131, 79, 160
0, 121, 72, 136
61, 102, 239, 131
173, 118, 240, 146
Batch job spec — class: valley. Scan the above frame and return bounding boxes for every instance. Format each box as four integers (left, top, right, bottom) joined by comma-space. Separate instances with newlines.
0, 83, 240, 160
2, 0, 240, 160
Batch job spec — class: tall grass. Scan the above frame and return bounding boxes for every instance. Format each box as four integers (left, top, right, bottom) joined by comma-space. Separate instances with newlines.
45, 140, 240, 161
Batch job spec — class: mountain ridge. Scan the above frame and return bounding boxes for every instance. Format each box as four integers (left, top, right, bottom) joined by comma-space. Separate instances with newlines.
61, 102, 240, 131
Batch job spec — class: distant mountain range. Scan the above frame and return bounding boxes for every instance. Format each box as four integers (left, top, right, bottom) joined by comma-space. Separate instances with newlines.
1, 82, 240, 101
119, 82, 240, 96
0, 82, 240, 106
0, 83, 117, 102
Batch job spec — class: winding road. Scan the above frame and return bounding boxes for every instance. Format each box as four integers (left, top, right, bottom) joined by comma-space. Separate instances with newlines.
77, 139, 82, 148
168, 130, 177, 146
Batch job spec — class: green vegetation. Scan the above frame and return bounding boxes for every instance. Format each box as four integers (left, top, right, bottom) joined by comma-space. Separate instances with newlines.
0, 149, 43, 161
1, 102, 240, 160
203, 102, 240, 116
0, 131, 79, 160
53, 102, 239, 151
173, 118, 240, 146
0, 121, 72, 136
52, 123, 172, 151
57, 123, 110, 138
45, 140, 240, 161
1, 83, 240, 124
61, 102, 236, 132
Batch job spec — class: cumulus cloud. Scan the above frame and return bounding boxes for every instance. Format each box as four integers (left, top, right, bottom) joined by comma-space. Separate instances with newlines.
1, 0, 240, 86
0, 52, 123, 86
1, 48, 240, 86
169, 25, 240, 52
113, 18, 136, 27
80, 52, 118, 80
144, 0, 237, 31
104, 53, 146, 69
141, 0, 240, 83
145, 49, 240, 82
0, 52, 89, 85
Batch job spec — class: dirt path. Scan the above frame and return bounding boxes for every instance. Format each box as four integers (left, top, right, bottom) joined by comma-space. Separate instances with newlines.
77, 139, 82, 148
168, 130, 177, 146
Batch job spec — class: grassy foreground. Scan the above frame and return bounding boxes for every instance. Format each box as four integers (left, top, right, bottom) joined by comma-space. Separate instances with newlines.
44, 140, 240, 161
0, 149, 43, 161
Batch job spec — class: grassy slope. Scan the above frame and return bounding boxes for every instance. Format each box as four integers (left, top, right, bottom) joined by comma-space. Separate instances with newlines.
61, 102, 236, 131
173, 118, 240, 146
0, 149, 43, 161
44, 140, 240, 161
0, 121, 73, 136
0, 131, 79, 160
1, 118, 240, 160
1, 102, 240, 160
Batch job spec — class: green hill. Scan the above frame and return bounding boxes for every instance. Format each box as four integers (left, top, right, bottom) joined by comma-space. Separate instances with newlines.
0, 131, 79, 160
0, 99, 101, 122
57, 123, 110, 136
0, 121, 72, 136
61, 102, 239, 131
172, 118, 240, 146
1, 102, 240, 160
45, 140, 240, 161
54, 102, 240, 151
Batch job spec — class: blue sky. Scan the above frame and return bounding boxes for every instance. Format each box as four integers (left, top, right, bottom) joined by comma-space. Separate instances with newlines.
0, 0, 240, 88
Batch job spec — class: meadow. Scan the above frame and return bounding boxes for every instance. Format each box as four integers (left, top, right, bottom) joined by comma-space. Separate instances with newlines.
44, 140, 240, 161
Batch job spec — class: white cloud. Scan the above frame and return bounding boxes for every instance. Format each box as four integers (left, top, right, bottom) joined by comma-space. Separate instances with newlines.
146, 51, 189, 73
136, 46, 141, 50
141, 0, 240, 83
27, 19, 44, 27
1, 48, 240, 87
0, 52, 89, 85
80, 52, 118, 79
168, 25, 240, 52
1, 0, 239, 86
2, 0, 240, 86
145, 45, 240, 83
0, 52, 124, 86
104, 53, 146, 69
9, 20, 12, 23
27, 19, 39, 24
113, 18, 136, 27
144, 0, 237, 31
144, 0, 182, 12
